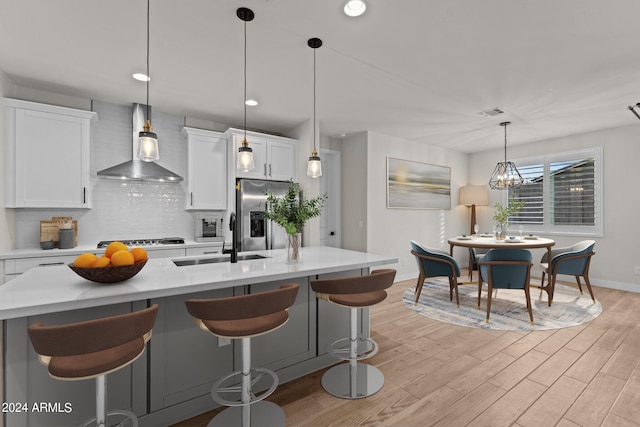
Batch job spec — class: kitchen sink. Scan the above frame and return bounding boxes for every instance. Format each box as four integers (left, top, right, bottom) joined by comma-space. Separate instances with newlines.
173, 254, 269, 267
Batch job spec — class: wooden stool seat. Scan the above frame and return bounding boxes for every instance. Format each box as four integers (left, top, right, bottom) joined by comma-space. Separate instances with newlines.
200, 311, 289, 337
319, 290, 388, 307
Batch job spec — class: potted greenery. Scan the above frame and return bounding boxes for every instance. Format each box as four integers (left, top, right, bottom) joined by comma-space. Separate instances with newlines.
492, 198, 525, 239
262, 180, 327, 263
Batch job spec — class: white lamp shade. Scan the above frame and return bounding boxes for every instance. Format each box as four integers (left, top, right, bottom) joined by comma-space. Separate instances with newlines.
459, 185, 488, 206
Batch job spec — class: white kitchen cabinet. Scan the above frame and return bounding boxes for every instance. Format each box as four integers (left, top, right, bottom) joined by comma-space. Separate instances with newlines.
182, 127, 227, 210
226, 128, 296, 181
4, 98, 96, 208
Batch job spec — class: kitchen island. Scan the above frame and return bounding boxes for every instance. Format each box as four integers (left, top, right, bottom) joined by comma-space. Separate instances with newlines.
0, 246, 396, 427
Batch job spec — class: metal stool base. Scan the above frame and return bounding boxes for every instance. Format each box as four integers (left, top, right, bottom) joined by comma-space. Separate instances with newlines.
321, 362, 384, 399
207, 401, 285, 427
79, 409, 138, 427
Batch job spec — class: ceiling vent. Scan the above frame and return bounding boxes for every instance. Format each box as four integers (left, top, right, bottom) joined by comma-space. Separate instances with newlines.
476, 107, 505, 118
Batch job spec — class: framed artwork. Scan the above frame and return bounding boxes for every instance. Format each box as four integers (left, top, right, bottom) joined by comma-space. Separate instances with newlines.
386, 157, 451, 209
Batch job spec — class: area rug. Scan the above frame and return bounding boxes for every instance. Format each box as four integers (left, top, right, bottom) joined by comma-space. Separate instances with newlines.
402, 278, 602, 331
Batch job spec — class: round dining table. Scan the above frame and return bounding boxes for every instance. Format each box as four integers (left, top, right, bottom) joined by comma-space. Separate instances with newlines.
448, 234, 556, 299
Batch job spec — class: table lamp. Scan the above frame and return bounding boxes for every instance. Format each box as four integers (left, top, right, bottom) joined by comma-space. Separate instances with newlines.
459, 185, 488, 234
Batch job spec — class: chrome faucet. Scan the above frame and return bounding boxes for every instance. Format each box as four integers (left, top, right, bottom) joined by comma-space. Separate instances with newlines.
222, 212, 238, 263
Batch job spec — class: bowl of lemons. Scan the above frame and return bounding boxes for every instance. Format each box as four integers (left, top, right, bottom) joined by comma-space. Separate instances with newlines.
69, 241, 148, 283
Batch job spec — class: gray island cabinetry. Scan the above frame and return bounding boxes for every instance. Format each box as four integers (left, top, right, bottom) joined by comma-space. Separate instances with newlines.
0, 247, 395, 427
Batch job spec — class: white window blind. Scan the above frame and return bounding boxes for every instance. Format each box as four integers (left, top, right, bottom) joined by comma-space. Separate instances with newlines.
504, 147, 602, 237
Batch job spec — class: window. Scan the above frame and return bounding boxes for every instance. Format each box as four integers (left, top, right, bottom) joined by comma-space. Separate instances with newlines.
504, 147, 602, 237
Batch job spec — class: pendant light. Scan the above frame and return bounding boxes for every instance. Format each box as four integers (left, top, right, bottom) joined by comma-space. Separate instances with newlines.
138, 0, 159, 162
489, 121, 523, 189
236, 7, 255, 172
307, 38, 323, 178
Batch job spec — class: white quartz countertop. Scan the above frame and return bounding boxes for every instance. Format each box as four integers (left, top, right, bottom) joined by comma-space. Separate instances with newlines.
0, 246, 397, 320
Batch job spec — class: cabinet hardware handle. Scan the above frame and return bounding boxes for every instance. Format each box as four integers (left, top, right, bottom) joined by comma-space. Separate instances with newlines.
83, 187, 86, 204
190, 192, 193, 206
38, 262, 64, 267
264, 163, 267, 177
269, 164, 272, 177
203, 251, 219, 254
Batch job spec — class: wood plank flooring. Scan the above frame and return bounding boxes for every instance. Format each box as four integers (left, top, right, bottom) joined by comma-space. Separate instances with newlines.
171, 275, 640, 427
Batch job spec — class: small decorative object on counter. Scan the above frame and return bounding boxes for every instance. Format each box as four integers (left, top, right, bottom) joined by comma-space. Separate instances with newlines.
262, 180, 327, 263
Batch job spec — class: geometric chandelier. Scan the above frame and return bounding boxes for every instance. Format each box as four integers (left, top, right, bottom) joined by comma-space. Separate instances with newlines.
489, 121, 523, 189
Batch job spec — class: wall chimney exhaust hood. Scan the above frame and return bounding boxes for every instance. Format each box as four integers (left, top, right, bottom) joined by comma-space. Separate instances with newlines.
97, 104, 183, 182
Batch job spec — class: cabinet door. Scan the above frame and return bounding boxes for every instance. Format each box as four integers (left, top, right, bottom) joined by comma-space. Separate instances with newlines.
267, 139, 296, 181
14, 108, 91, 208
187, 132, 227, 210
248, 277, 311, 370
234, 134, 268, 179
149, 288, 234, 411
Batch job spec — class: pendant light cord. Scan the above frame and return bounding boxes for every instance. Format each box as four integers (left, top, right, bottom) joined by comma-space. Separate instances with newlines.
313, 47, 316, 152
504, 123, 507, 163
146, 0, 151, 123
243, 19, 247, 141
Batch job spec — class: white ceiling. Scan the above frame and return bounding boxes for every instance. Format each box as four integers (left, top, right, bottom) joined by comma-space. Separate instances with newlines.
1, 0, 640, 153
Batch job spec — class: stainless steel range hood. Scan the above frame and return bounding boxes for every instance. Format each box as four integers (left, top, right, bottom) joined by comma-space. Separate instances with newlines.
97, 103, 183, 182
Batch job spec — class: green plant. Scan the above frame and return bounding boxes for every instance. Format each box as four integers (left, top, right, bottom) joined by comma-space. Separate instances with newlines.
262, 180, 328, 235
493, 198, 525, 225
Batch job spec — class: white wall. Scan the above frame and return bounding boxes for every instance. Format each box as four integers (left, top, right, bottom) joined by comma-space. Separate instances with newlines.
469, 124, 640, 290
341, 132, 368, 252
364, 131, 469, 280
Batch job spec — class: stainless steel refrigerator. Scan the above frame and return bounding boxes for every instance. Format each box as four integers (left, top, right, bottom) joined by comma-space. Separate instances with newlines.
236, 179, 292, 251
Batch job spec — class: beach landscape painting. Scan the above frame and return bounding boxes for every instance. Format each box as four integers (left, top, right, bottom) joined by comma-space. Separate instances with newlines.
386, 157, 451, 209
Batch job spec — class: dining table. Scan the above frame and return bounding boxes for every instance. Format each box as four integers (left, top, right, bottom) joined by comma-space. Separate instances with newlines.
448, 234, 556, 298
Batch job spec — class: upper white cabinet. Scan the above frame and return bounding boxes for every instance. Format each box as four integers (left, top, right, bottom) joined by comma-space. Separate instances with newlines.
226, 128, 296, 181
4, 98, 96, 208
182, 127, 227, 210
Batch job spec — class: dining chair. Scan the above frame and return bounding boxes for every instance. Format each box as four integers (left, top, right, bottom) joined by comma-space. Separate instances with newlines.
467, 247, 489, 281
478, 248, 533, 325
410, 240, 461, 307
540, 240, 596, 306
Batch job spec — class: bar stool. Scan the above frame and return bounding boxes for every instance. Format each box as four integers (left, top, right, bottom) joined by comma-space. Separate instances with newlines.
185, 283, 299, 427
311, 269, 396, 399
27, 304, 158, 427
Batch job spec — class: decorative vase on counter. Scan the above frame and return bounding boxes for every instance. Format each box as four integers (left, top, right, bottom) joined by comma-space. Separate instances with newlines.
286, 233, 302, 264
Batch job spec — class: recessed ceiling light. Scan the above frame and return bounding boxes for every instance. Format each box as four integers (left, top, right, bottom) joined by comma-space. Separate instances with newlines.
132, 73, 150, 82
245, 99, 258, 106
344, 1, 366, 17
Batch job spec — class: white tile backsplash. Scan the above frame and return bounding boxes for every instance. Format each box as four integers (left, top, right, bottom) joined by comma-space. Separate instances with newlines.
14, 101, 216, 248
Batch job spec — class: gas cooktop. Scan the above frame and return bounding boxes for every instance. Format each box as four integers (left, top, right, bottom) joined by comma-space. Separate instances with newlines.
96, 237, 185, 249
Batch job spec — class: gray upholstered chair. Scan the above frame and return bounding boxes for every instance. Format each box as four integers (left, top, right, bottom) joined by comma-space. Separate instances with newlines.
185, 284, 299, 427
478, 249, 534, 325
468, 247, 489, 281
540, 240, 596, 306
28, 305, 159, 427
410, 240, 461, 307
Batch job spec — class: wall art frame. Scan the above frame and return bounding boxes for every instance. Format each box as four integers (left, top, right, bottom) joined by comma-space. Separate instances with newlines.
386, 156, 451, 209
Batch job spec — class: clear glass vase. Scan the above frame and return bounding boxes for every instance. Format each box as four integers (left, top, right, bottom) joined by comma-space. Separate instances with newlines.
286, 233, 302, 263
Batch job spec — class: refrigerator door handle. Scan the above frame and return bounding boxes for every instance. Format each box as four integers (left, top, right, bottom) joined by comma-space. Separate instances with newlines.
265, 202, 271, 250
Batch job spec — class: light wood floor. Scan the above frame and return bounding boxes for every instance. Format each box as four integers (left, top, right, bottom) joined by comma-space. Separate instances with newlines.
171, 275, 640, 427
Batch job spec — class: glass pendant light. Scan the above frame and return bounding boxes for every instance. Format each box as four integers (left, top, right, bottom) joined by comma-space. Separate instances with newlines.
236, 7, 255, 172
138, 0, 159, 162
307, 38, 323, 178
489, 121, 523, 189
